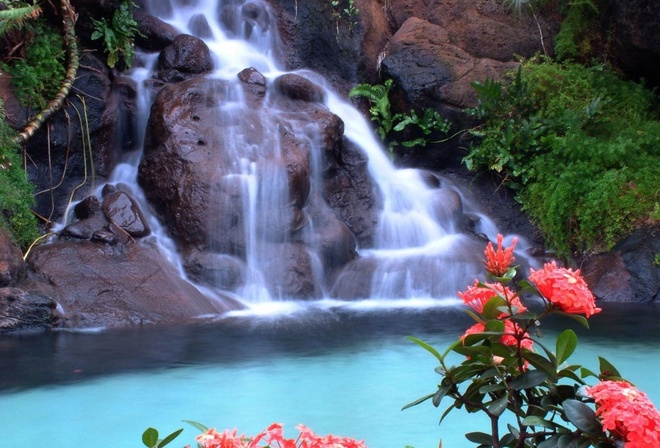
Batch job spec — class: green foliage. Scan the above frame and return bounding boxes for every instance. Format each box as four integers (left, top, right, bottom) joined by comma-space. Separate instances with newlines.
0, 18, 65, 110
91, 0, 142, 68
349, 79, 452, 158
0, 0, 41, 36
464, 58, 660, 255
141, 427, 184, 448
554, 0, 600, 61
330, 0, 359, 32
0, 101, 38, 248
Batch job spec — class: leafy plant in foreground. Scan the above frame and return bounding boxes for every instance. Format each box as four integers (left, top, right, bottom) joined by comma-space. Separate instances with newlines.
405, 235, 660, 447
91, 0, 142, 68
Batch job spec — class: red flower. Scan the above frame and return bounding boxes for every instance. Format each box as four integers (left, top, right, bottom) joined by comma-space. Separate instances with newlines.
587, 380, 660, 447
461, 320, 533, 352
528, 261, 601, 317
458, 280, 526, 316
484, 234, 517, 276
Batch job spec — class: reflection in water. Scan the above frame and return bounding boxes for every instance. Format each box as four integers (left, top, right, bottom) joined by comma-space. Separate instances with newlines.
1, 304, 659, 447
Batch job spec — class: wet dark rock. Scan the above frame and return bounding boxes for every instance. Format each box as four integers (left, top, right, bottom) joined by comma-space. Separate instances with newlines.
102, 191, 150, 238
238, 67, 267, 100
158, 34, 214, 74
73, 196, 101, 220
322, 139, 380, 248
26, 240, 235, 329
582, 225, 660, 303
272, 73, 326, 103
60, 213, 110, 240
91, 229, 120, 245
430, 187, 466, 231
261, 242, 318, 299
0, 228, 25, 287
183, 249, 247, 291
134, 11, 180, 51
188, 13, 214, 39
0, 288, 57, 333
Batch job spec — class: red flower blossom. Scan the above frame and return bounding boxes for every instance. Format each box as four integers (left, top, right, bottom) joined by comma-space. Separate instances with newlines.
484, 234, 518, 276
461, 320, 533, 352
458, 280, 526, 316
587, 380, 660, 447
528, 261, 601, 318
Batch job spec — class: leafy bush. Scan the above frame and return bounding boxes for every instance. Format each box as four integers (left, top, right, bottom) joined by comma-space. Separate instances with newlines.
464, 58, 660, 255
0, 102, 38, 249
91, 0, 142, 68
0, 17, 65, 110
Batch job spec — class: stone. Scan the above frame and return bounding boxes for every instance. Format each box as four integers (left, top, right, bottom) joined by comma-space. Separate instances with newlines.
0, 228, 25, 287
158, 34, 214, 74
272, 73, 326, 103
134, 11, 180, 51
102, 191, 151, 238
0, 288, 57, 333
26, 240, 238, 329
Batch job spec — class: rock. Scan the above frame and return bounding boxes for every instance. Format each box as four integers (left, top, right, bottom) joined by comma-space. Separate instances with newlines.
134, 11, 180, 51
102, 191, 151, 238
381, 17, 519, 110
26, 240, 237, 328
261, 242, 318, 299
0, 288, 57, 333
0, 228, 25, 287
158, 34, 214, 74
183, 249, 247, 291
188, 13, 214, 39
272, 73, 326, 103
582, 225, 660, 303
610, 0, 660, 87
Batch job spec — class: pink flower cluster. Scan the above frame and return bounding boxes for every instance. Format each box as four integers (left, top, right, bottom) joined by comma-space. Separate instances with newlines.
587, 380, 660, 447
190, 423, 366, 448
528, 261, 601, 317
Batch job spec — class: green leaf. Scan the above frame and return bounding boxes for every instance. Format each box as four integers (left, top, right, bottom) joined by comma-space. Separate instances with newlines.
432, 384, 452, 407
402, 392, 435, 411
488, 394, 509, 417
556, 329, 578, 365
523, 352, 558, 383
562, 399, 602, 434
142, 428, 159, 447
509, 369, 547, 390
552, 310, 590, 328
465, 432, 494, 445
407, 336, 444, 362
482, 296, 508, 320
158, 428, 183, 447
183, 420, 209, 433
537, 435, 560, 448
598, 357, 621, 378
522, 415, 556, 429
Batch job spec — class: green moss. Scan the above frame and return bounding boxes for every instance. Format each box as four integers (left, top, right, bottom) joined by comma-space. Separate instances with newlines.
0, 102, 38, 249
0, 18, 65, 111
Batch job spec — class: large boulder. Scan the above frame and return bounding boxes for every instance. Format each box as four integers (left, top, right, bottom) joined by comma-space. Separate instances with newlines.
138, 69, 377, 298
582, 225, 660, 303
26, 240, 235, 328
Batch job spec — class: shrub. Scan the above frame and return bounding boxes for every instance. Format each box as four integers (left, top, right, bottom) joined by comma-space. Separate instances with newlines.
464, 58, 660, 256
91, 0, 142, 68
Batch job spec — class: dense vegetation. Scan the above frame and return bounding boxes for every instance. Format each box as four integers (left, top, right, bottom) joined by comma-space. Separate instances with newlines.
0, 101, 38, 248
464, 58, 660, 256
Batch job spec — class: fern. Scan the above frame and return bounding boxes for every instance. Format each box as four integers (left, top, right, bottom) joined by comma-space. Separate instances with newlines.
349, 79, 394, 140
0, 1, 41, 36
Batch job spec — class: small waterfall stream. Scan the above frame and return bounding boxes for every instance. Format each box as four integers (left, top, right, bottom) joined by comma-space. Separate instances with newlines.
91, 0, 535, 311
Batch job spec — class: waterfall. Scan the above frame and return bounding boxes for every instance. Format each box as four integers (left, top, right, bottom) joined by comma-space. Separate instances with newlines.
99, 0, 535, 312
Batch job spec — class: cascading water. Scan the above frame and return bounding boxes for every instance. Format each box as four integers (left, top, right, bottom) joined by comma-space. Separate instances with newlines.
98, 0, 535, 311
